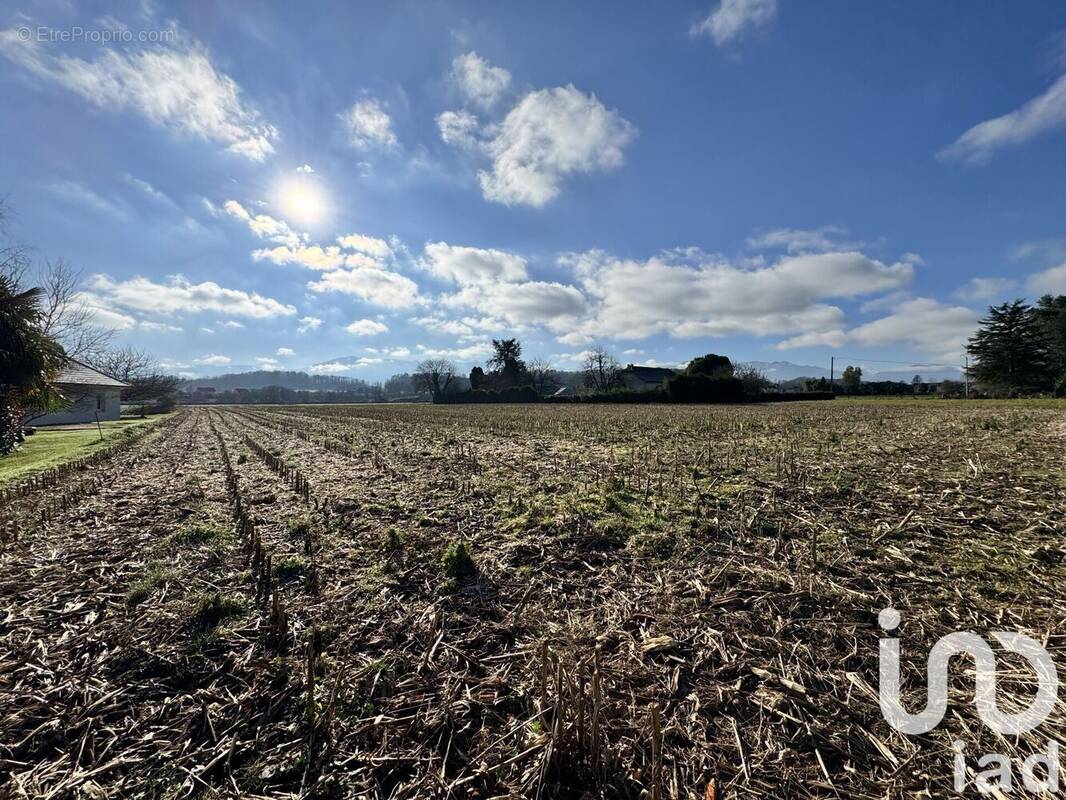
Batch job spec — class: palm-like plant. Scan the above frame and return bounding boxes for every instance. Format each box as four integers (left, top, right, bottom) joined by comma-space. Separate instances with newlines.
1, 274, 66, 454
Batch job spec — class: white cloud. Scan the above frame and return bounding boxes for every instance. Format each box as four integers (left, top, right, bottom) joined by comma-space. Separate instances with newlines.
941, 74, 1066, 164
560, 248, 912, 340
224, 200, 303, 248
451, 51, 511, 109
478, 85, 635, 207
774, 330, 848, 350
253, 244, 349, 270
0, 28, 276, 159
443, 280, 587, 332
310, 357, 381, 373
416, 341, 494, 361
747, 225, 857, 254
336, 233, 391, 257
346, 318, 389, 336
277, 347, 295, 356
436, 109, 481, 149
422, 241, 528, 284
309, 266, 420, 309
953, 277, 1018, 301
848, 298, 978, 359
218, 319, 245, 329
296, 164, 315, 174
138, 320, 183, 332
256, 357, 279, 368
309, 361, 352, 374
195, 354, 231, 366
343, 98, 397, 149
297, 316, 322, 333
1026, 262, 1066, 295
88, 274, 296, 318
691, 0, 777, 46
123, 173, 174, 206
48, 180, 127, 219
1011, 238, 1066, 264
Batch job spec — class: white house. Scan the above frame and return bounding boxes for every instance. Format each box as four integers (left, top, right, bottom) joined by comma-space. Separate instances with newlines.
32, 360, 128, 426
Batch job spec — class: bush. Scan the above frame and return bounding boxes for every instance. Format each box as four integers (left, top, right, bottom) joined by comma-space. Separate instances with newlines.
665, 374, 745, 403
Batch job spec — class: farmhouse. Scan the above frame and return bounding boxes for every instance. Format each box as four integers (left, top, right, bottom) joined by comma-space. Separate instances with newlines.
32, 360, 128, 426
619, 364, 677, 392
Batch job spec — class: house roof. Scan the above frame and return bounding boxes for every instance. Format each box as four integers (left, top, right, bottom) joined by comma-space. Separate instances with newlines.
622, 365, 677, 384
55, 359, 129, 388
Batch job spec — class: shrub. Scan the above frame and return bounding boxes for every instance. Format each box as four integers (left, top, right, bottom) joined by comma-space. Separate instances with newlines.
441, 540, 477, 580
665, 374, 745, 403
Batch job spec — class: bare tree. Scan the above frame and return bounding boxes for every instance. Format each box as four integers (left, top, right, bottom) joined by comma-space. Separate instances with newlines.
583, 346, 621, 393
528, 357, 557, 395
34, 258, 114, 360
89, 345, 156, 382
0, 203, 115, 361
414, 358, 457, 396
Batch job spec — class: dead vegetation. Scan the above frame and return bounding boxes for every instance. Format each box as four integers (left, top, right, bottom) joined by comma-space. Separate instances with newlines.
1, 400, 1065, 798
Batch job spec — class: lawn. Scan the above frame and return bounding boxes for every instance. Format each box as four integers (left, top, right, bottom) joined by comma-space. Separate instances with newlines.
0, 416, 167, 486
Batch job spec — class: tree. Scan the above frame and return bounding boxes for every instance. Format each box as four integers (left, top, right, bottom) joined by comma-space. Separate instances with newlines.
469, 366, 486, 390
0, 202, 114, 361
1033, 294, 1066, 393
685, 353, 734, 378
414, 359, 457, 396
734, 363, 773, 394
841, 365, 862, 393
967, 300, 1050, 394
527, 357, 557, 394
582, 346, 621, 392
0, 273, 66, 453
487, 339, 529, 388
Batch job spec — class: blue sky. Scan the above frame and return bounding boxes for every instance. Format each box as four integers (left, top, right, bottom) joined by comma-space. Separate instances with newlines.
2, 0, 1065, 379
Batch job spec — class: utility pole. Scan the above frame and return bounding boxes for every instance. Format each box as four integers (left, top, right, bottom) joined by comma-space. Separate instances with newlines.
830, 356, 834, 388
964, 356, 969, 398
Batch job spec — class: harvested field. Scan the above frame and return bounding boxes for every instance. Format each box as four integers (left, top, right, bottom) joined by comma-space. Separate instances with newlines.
1, 400, 1064, 798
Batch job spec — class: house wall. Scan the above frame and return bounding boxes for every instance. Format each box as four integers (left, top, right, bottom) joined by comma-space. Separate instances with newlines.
31, 384, 123, 426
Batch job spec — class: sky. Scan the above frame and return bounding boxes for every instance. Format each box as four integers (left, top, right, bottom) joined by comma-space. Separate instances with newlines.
1, 0, 1065, 380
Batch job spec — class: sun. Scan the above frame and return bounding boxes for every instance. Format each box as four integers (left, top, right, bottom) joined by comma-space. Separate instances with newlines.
276, 175, 329, 228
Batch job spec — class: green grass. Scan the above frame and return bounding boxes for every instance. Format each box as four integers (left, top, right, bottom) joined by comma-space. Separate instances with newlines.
0, 416, 167, 486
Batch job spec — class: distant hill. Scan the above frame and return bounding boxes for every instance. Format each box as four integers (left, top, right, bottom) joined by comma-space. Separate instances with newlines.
742, 360, 964, 384
180, 370, 372, 392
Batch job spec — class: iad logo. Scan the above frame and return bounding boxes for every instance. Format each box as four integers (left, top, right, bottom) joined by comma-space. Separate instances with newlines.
877, 608, 1061, 794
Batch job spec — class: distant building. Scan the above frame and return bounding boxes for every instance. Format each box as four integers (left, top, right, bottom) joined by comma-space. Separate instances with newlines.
32, 360, 128, 426
619, 364, 677, 392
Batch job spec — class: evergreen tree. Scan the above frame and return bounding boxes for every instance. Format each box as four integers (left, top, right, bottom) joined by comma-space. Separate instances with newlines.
1033, 294, 1066, 394
967, 300, 1050, 394
487, 339, 529, 388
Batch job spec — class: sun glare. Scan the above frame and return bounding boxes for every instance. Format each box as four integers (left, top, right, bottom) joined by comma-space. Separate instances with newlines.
276, 176, 328, 228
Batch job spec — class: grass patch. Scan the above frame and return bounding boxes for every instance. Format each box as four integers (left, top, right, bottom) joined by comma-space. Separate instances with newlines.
273, 554, 308, 582
188, 591, 245, 633
168, 522, 226, 547
441, 540, 477, 580
125, 566, 177, 607
0, 416, 166, 486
